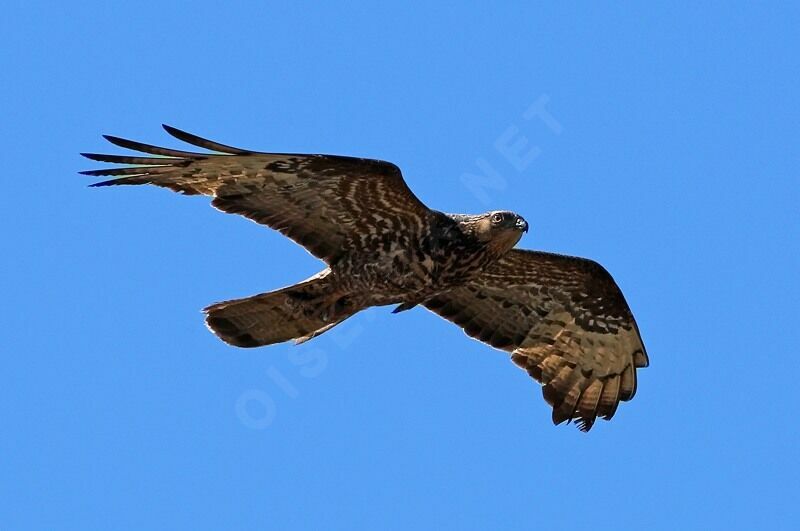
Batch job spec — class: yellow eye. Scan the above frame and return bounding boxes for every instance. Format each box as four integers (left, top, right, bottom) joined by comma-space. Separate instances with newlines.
492, 213, 503, 223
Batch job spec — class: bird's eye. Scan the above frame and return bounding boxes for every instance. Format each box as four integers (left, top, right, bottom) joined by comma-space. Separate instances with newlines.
491, 213, 503, 223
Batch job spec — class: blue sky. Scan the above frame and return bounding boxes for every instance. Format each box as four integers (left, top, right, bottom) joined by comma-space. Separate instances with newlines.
2, 2, 799, 529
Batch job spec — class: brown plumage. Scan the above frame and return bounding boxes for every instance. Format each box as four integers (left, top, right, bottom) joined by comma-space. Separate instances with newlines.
81, 125, 649, 432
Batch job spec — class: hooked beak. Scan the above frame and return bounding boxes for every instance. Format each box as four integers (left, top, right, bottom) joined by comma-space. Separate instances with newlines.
516, 218, 529, 233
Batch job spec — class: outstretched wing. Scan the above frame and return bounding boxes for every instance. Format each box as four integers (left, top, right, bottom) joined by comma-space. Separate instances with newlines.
81, 125, 431, 264
424, 249, 648, 431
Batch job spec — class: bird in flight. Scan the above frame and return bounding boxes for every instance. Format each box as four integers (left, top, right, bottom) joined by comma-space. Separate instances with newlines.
81, 125, 649, 431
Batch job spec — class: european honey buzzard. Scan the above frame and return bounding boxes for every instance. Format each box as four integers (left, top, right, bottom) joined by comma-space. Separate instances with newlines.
81, 125, 649, 431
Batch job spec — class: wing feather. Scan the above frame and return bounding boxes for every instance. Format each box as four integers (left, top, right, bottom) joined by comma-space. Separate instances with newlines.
80, 153, 186, 165
162, 124, 253, 154
80, 165, 176, 177
81, 126, 431, 264
426, 249, 648, 431
102, 134, 207, 158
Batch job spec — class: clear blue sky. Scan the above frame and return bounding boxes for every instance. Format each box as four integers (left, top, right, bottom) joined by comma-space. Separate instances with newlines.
2, 2, 798, 530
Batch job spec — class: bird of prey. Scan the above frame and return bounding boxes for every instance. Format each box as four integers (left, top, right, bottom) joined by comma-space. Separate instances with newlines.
81, 125, 649, 431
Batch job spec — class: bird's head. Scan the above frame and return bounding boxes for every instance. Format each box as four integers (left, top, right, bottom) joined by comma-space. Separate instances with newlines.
461, 210, 528, 253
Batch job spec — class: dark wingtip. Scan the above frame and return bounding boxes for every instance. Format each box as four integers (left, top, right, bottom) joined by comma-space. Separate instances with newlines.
161, 124, 252, 154
102, 134, 134, 150
97, 132, 206, 157
162, 123, 198, 143
88, 180, 115, 187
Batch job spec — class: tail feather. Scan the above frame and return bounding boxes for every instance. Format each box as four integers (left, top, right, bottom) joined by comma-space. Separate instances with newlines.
204, 271, 355, 348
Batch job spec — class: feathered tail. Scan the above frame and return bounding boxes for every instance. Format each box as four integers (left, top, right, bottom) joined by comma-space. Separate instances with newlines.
204, 271, 357, 348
